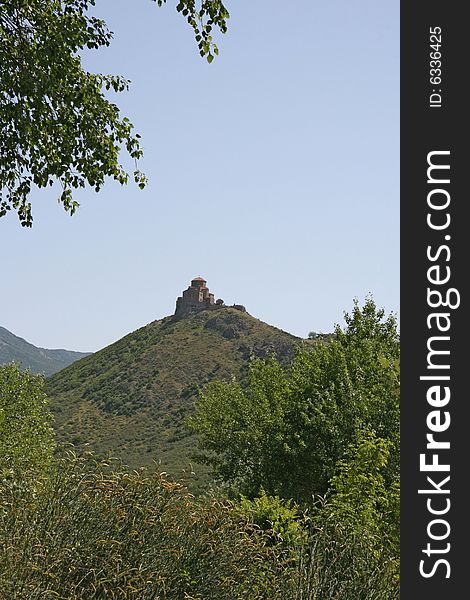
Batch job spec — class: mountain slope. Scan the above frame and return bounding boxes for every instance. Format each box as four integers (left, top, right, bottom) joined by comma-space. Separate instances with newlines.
0, 326, 91, 376
46, 308, 300, 483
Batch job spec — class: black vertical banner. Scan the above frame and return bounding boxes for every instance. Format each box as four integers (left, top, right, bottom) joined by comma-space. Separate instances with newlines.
401, 2, 468, 598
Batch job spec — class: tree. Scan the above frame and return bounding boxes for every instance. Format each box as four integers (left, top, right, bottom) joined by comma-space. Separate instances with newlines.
0, 363, 55, 477
0, 0, 229, 226
322, 430, 399, 555
295, 431, 400, 597
189, 298, 400, 502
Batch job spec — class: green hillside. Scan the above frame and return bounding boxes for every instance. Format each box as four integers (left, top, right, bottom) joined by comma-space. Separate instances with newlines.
0, 326, 90, 376
46, 307, 300, 485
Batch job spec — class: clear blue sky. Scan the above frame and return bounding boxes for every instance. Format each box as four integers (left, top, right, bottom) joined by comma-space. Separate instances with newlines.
1, 0, 399, 352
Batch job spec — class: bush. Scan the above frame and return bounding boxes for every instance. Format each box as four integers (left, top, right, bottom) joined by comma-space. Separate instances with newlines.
237, 491, 305, 548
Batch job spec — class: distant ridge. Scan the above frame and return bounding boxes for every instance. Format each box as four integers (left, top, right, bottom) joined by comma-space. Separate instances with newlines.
0, 326, 91, 376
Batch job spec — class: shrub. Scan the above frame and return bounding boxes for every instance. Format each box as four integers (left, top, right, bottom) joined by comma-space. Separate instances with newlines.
237, 490, 305, 548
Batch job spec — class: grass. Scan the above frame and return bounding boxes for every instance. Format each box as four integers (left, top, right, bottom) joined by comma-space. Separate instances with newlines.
0, 454, 293, 600
0, 453, 399, 600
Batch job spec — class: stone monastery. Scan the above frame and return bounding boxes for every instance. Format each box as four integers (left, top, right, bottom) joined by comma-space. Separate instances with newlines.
174, 277, 245, 317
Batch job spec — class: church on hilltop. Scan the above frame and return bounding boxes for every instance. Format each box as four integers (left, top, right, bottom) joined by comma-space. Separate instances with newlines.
175, 277, 215, 315
174, 277, 246, 317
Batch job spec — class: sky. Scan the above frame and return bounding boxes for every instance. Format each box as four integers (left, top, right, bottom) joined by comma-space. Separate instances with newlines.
1, 0, 399, 353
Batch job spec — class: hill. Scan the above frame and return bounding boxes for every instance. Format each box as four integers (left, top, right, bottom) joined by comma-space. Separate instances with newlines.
46, 307, 300, 485
0, 326, 91, 377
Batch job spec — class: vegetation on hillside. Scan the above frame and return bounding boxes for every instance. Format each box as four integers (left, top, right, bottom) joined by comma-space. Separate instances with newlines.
0, 326, 90, 376
46, 308, 299, 481
0, 298, 400, 598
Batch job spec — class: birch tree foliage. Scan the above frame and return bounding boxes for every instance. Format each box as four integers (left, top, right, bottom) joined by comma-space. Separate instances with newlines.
189, 298, 400, 501
0, 363, 55, 478
0, 0, 229, 226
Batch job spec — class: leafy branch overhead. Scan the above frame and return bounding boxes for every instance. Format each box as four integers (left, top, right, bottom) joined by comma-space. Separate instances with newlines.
0, 0, 229, 226
155, 0, 229, 63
